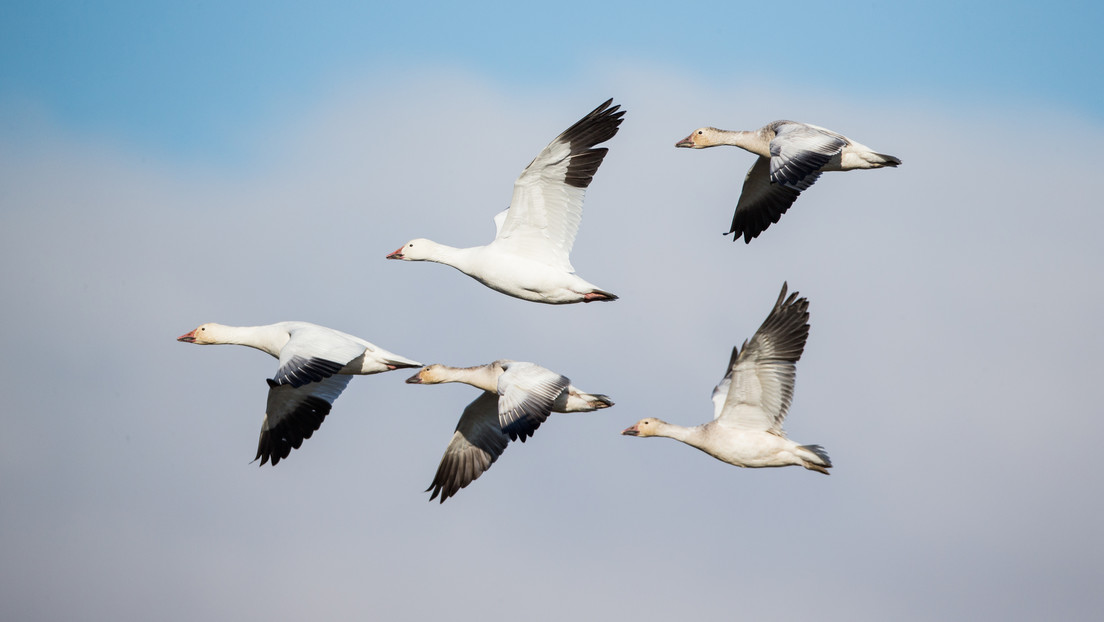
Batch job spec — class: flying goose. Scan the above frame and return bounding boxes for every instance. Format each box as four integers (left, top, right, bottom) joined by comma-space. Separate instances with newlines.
407, 360, 613, 501
177, 321, 420, 465
387, 99, 624, 304
622, 283, 831, 474
676, 121, 900, 243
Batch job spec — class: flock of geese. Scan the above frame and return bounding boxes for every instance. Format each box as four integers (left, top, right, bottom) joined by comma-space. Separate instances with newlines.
177, 98, 899, 502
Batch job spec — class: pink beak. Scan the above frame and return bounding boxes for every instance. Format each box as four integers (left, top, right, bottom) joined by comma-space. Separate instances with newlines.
386, 245, 404, 260
177, 329, 197, 343
675, 134, 695, 148
621, 424, 640, 436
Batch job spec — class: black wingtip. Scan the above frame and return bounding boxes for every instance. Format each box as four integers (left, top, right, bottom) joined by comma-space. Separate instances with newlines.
776, 281, 790, 306
425, 484, 445, 503
557, 98, 626, 189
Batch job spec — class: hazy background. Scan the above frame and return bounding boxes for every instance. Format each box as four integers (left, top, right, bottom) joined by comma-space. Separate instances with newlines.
2, 2, 1102, 620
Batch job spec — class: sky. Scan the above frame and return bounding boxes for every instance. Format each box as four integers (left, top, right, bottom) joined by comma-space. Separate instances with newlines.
2, 1, 1103, 620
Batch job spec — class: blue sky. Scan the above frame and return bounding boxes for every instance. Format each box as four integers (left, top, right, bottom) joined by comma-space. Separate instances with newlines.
3, 1, 1101, 160
2, 2, 1103, 621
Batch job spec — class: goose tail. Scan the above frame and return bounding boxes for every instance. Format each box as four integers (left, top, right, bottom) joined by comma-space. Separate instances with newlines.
563, 390, 614, 412
797, 444, 832, 475
868, 152, 901, 167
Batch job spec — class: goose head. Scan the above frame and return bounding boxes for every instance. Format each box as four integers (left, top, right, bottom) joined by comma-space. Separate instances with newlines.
406, 364, 447, 384
386, 238, 436, 261
621, 417, 665, 437
675, 127, 723, 149
177, 323, 221, 345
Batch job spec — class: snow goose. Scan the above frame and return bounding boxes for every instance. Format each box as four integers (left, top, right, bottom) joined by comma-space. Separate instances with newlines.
676, 121, 900, 243
177, 321, 421, 466
622, 283, 831, 474
387, 99, 624, 304
406, 360, 613, 502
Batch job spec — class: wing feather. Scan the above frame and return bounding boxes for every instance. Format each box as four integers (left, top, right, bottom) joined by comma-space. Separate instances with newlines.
256, 374, 353, 465
768, 122, 847, 190
494, 99, 624, 271
274, 325, 366, 387
728, 156, 802, 243
497, 361, 569, 441
716, 283, 810, 433
425, 392, 510, 503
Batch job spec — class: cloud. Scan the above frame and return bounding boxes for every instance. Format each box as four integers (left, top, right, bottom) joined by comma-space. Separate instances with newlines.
1, 64, 1102, 620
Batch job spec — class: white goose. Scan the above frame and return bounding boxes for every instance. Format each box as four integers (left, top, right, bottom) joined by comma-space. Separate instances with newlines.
177, 321, 421, 465
387, 99, 624, 304
406, 361, 613, 502
676, 121, 900, 243
622, 283, 831, 474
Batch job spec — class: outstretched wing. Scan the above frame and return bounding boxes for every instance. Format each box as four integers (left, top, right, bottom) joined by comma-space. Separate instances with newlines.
494, 99, 625, 271
768, 122, 847, 191
256, 374, 353, 466
425, 392, 511, 503
496, 361, 569, 441
716, 283, 810, 434
273, 324, 366, 387
728, 156, 803, 243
